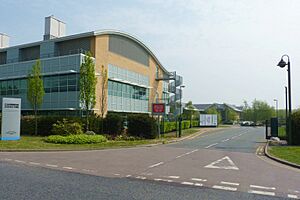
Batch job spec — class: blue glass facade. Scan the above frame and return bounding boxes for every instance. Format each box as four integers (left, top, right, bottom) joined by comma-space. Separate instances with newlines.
0, 54, 84, 111
107, 64, 149, 113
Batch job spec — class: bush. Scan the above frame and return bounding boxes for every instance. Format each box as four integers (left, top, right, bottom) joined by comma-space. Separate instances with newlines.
291, 111, 300, 145
162, 122, 177, 133
88, 114, 104, 134
114, 133, 141, 141
127, 114, 158, 139
103, 113, 123, 136
45, 134, 107, 144
51, 119, 83, 136
182, 120, 191, 130
192, 120, 199, 127
21, 116, 83, 136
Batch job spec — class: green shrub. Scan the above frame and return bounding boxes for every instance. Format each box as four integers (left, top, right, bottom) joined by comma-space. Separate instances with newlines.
192, 120, 199, 127
161, 121, 177, 133
51, 119, 83, 136
182, 120, 191, 130
45, 134, 107, 144
291, 111, 300, 145
114, 134, 141, 141
88, 114, 104, 134
103, 113, 123, 136
21, 116, 83, 136
127, 114, 158, 139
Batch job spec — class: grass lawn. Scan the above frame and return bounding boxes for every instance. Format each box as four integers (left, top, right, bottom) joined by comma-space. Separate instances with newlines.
268, 146, 300, 165
0, 128, 202, 150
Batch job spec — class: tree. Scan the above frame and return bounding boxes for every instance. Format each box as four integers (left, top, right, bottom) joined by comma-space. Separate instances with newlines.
99, 65, 108, 118
242, 99, 275, 123
79, 52, 97, 131
99, 65, 108, 134
27, 60, 45, 135
206, 107, 222, 125
183, 101, 199, 127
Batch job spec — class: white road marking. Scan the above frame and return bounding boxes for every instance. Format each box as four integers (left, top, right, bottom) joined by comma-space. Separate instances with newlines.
204, 156, 239, 170
135, 176, 146, 180
29, 162, 40, 165
176, 155, 183, 158
14, 160, 26, 163
220, 181, 240, 186
82, 169, 94, 172
231, 136, 238, 139
141, 173, 153, 176
125, 175, 132, 177
213, 185, 237, 191
154, 178, 162, 181
250, 185, 276, 190
4, 158, 12, 161
194, 183, 203, 187
288, 194, 298, 199
221, 139, 230, 142
113, 173, 120, 176
205, 143, 218, 148
191, 178, 207, 182
181, 182, 194, 185
62, 167, 74, 170
148, 162, 164, 168
248, 190, 275, 196
160, 179, 173, 183
166, 176, 180, 179
45, 164, 58, 168
175, 149, 198, 158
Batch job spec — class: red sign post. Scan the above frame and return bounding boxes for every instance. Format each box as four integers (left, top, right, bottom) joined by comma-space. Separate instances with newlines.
152, 103, 165, 115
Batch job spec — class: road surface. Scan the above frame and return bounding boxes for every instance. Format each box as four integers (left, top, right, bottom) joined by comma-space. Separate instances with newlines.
0, 127, 299, 199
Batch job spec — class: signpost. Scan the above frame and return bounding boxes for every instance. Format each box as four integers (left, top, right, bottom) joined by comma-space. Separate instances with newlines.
152, 103, 165, 138
1, 98, 21, 140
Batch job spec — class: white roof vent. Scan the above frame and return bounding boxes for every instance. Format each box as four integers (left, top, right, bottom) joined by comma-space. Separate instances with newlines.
0, 33, 9, 48
43, 15, 66, 40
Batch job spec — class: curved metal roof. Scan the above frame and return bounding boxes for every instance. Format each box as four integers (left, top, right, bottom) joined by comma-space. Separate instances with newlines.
93, 30, 170, 74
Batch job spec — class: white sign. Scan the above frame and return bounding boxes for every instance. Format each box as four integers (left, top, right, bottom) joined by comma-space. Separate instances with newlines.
204, 156, 239, 170
200, 114, 218, 127
1, 98, 21, 140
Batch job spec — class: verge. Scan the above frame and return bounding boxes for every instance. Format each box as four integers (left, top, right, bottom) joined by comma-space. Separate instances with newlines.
264, 140, 300, 169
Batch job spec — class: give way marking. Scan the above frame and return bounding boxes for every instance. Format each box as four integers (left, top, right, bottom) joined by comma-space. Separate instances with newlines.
204, 156, 239, 170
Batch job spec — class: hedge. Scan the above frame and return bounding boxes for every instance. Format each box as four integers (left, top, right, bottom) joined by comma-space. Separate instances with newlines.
161, 120, 196, 133
103, 113, 123, 136
127, 114, 158, 139
291, 111, 300, 145
45, 134, 107, 144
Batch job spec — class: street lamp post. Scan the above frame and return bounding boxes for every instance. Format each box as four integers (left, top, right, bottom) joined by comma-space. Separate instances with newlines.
285, 86, 288, 136
179, 85, 185, 137
273, 99, 278, 119
277, 55, 292, 144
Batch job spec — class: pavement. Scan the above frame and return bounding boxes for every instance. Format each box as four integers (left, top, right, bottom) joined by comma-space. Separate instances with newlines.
0, 126, 299, 199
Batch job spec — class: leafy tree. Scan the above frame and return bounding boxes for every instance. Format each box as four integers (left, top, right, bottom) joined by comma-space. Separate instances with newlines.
99, 65, 108, 134
225, 108, 238, 122
183, 101, 199, 127
80, 52, 97, 131
27, 60, 45, 135
206, 107, 222, 125
99, 65, 108, 118
242, 99, 275, 123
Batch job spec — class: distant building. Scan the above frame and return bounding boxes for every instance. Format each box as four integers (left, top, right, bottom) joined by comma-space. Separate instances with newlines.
193, 103, 243, 123
0, 16, 181, 116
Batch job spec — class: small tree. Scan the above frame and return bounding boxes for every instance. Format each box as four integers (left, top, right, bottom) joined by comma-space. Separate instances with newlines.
79, 52, 97, 131
27, 60, 45, 135
99, 65, 108, 118
183, 101, 199, 127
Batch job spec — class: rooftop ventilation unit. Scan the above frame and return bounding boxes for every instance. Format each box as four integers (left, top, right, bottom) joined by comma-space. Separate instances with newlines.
0, 33, 9, 48
43, 15, 66, 40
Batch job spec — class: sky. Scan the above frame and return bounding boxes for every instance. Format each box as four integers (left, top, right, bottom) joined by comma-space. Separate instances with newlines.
0, 0, 299, 109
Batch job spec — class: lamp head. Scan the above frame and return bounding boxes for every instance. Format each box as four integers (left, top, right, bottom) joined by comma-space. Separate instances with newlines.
277, 58, 287, 68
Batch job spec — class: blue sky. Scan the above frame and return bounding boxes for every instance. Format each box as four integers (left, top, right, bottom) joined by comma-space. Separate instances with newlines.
1, 0, 300, 109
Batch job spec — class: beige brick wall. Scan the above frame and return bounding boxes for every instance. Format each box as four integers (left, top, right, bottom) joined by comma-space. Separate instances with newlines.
90, 35, 164, 116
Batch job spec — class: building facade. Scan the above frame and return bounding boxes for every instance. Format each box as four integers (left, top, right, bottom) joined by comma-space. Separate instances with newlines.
0, 16, 174, 116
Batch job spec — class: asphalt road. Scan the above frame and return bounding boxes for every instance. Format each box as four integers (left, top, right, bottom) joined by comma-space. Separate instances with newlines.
0, 126, 299, 200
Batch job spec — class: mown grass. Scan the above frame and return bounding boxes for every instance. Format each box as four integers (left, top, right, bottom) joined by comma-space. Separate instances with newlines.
0, 128, 203, 150
268, 146, 300, 165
